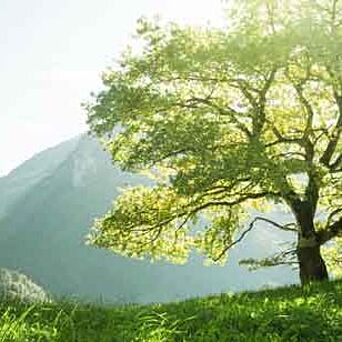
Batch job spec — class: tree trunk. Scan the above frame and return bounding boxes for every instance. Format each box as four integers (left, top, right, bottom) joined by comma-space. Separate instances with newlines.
297, 240, 329, 285
291, 201, 329, 285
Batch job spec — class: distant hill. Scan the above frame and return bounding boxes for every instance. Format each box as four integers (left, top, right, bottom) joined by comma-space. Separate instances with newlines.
0, 135, 297, 303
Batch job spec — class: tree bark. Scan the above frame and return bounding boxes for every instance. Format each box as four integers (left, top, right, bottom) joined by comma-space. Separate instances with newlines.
291, 201, 329, 285
297, 238, 329, 285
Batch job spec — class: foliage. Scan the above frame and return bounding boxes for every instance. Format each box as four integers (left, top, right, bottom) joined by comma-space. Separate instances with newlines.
323, 237, 342, 278
0, 269, 50, 304
0, 279, 341, 341
86, 0, 342, 280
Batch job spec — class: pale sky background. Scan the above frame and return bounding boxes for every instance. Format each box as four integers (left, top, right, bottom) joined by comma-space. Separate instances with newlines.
0, 0, 226, 176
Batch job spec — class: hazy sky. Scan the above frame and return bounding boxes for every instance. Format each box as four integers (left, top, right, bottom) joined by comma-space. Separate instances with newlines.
0, 0, 226, 176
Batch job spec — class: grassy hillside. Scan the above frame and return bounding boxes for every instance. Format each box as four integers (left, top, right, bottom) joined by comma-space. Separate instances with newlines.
0, 279, 341, 341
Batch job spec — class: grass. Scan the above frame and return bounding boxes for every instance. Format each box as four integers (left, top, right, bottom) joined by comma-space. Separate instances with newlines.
0, 279, 341, 341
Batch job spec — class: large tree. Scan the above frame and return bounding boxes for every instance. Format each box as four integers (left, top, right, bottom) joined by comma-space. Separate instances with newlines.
86, 0, 342, 285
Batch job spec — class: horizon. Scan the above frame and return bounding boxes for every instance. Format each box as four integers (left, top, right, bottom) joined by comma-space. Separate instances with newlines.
0, 0, 226, 176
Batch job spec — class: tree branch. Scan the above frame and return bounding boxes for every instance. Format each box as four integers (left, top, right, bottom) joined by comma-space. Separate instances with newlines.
213, 216, 297, 262
178, 96, 252, 138
319, 90, 342, 167
330, 153, 342, 171
317, 215, 342, 245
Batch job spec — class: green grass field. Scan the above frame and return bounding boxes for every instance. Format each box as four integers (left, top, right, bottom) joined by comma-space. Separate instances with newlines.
0, 279, 341, 341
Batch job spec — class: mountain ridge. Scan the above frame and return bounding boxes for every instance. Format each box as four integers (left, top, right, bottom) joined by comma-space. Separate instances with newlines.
0, 135, 82, 218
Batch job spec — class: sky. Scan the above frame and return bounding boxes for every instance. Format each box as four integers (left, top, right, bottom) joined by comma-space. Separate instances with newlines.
0, 0, 226, 176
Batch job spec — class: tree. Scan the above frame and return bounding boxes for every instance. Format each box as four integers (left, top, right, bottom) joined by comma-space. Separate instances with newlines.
86, 0, 342, 285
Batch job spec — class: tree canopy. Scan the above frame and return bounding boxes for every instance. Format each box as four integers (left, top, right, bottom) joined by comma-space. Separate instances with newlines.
86, 0, 342, 284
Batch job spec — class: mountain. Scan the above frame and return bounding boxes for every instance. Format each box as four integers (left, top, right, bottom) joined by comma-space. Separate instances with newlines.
0, 135, 297, 303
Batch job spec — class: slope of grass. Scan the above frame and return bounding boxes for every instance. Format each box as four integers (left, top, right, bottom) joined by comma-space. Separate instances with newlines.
0, 279, 341, 341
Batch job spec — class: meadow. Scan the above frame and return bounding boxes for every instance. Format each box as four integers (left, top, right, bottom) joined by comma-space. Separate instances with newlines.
0, 279, 341, 341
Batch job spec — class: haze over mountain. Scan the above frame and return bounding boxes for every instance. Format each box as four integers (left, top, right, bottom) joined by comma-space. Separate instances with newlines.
0, 135, 297, 303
